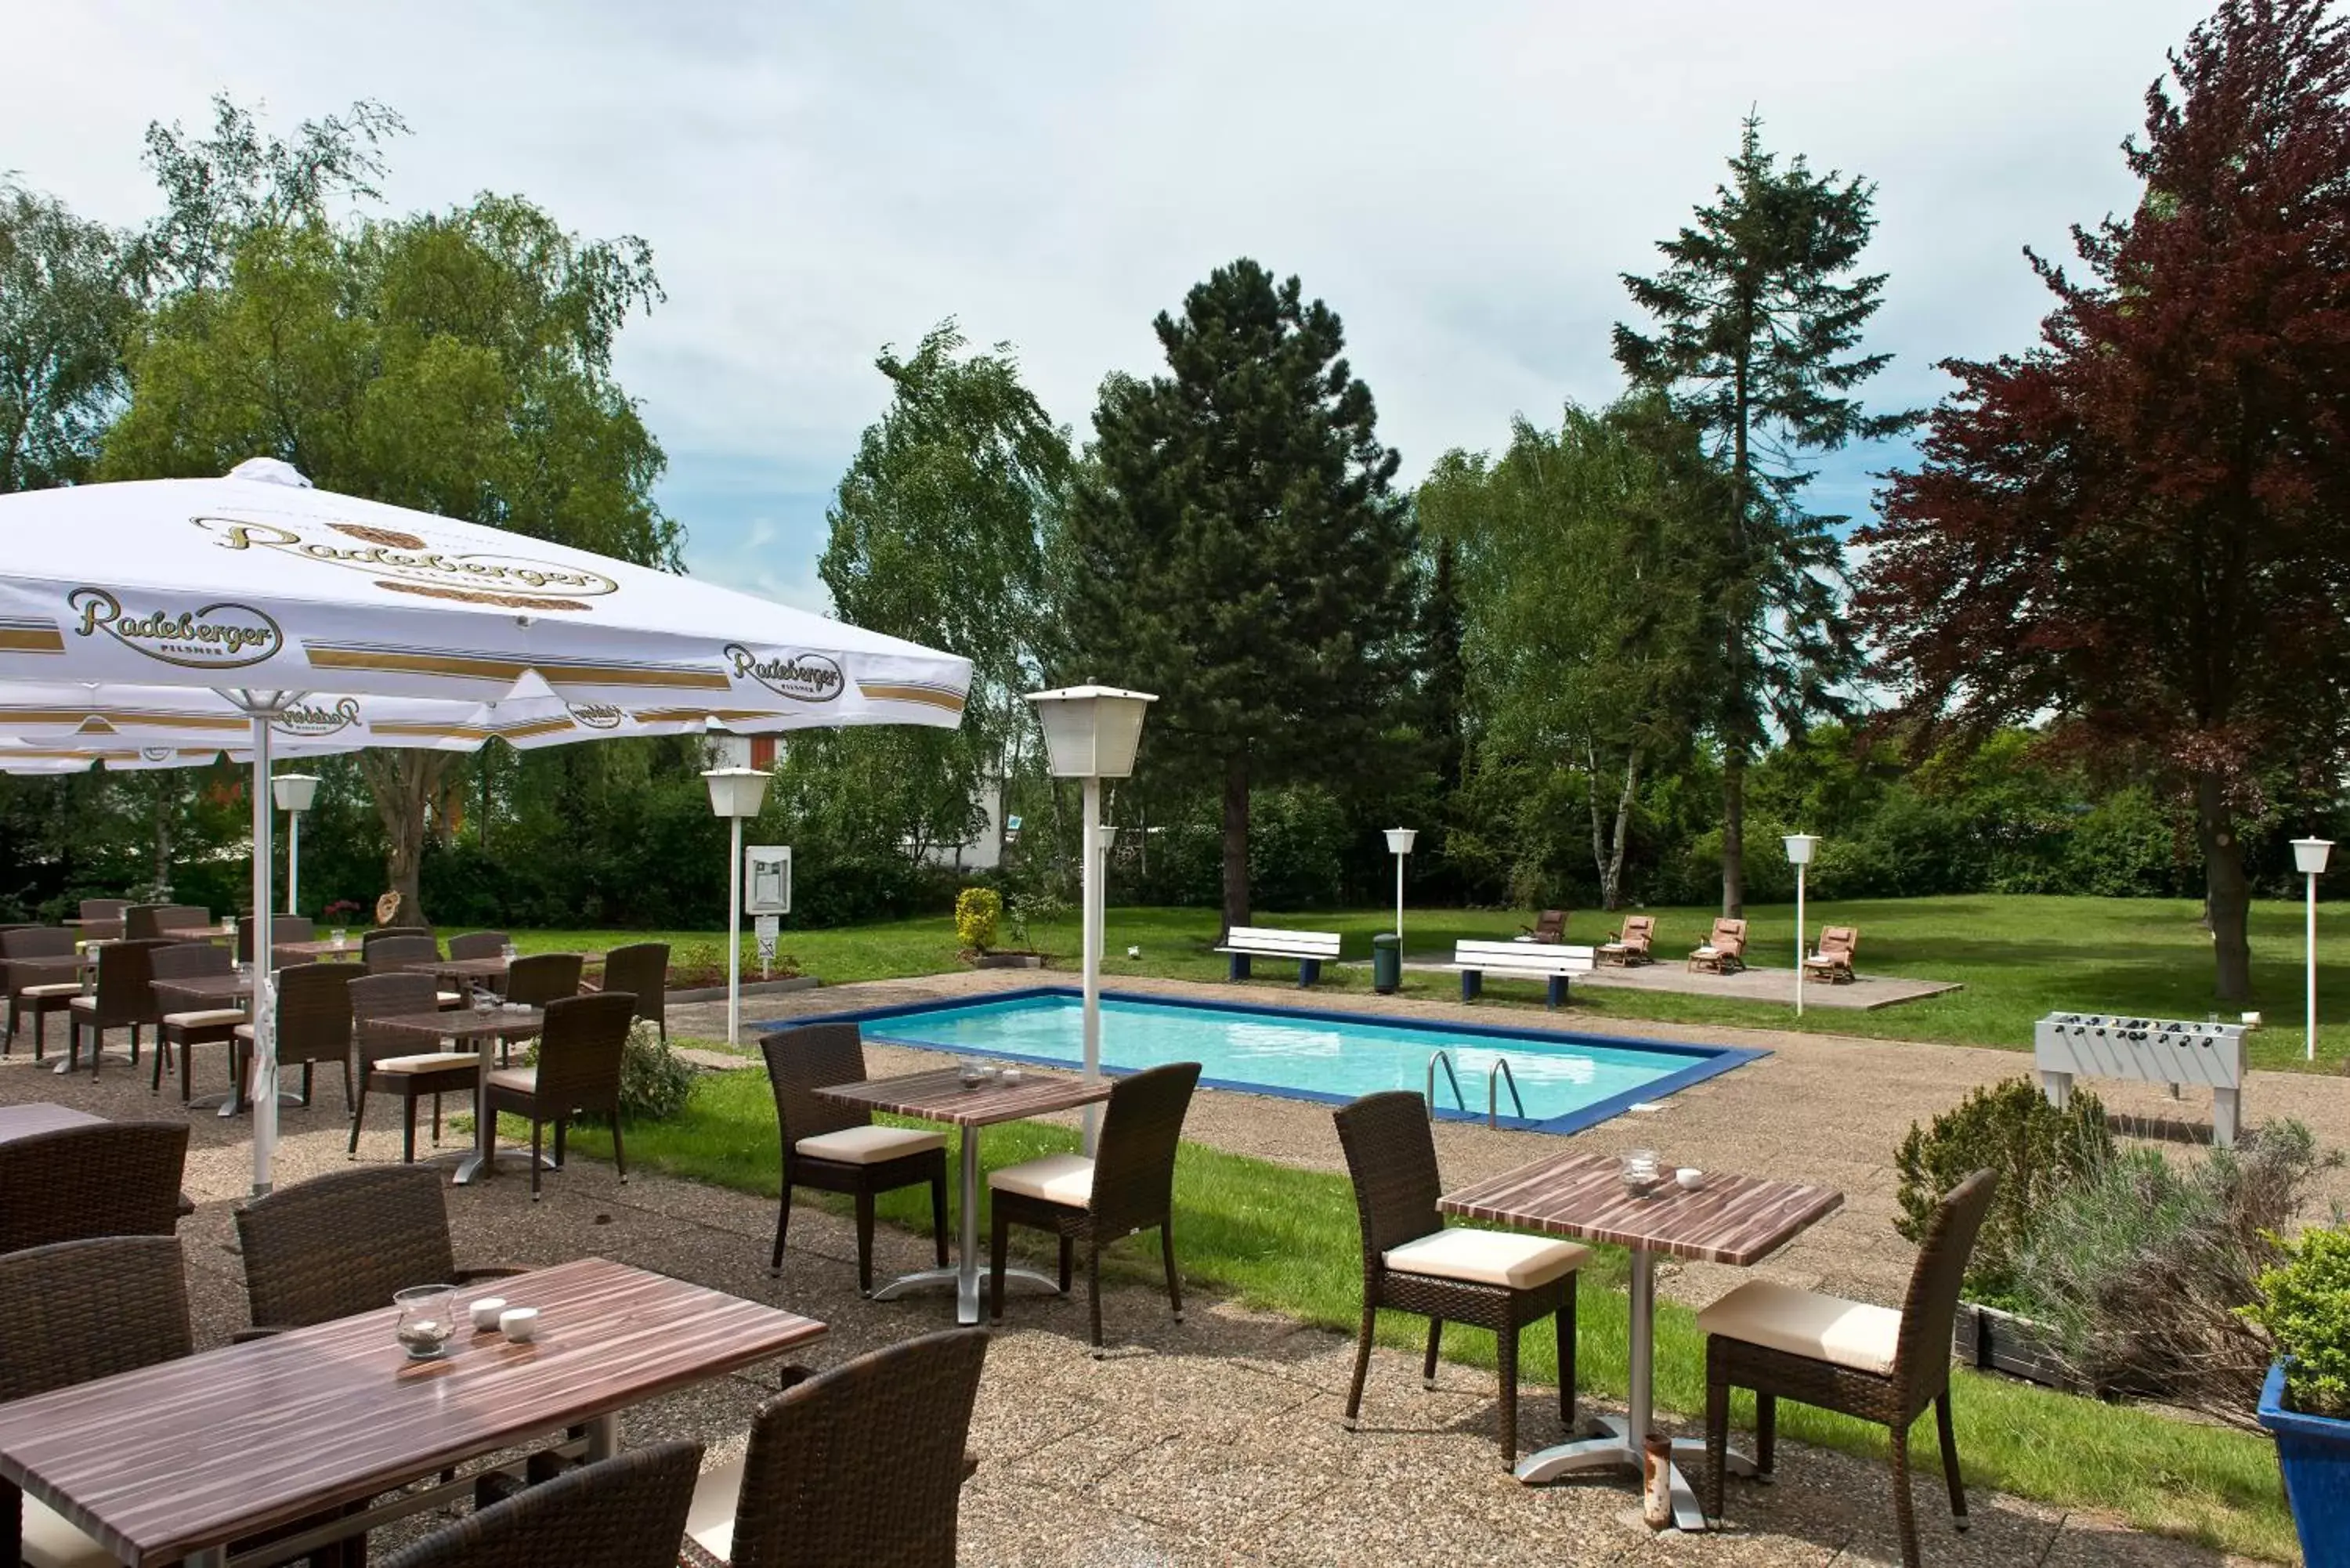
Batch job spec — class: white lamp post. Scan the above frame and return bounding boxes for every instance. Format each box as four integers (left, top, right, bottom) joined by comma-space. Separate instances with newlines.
1025, 685, 1156, 1155
1783, 833, 1820, 1018
703, 765, 773, 1047
2293, 837, 2333, 1062
271, 774, 320, 917
1385, 828, 1418, 943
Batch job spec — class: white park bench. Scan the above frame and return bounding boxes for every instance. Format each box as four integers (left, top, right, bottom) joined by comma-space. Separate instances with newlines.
1451, 939, 1595, 1009
1214, 926, 1343, 987
2034, 1012, 2245, 1147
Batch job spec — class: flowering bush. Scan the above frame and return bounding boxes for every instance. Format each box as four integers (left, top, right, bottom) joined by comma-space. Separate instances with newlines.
955, 887, 1002, 952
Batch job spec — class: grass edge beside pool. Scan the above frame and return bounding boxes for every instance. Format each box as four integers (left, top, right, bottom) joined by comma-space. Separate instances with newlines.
555, 1071, 2298, 1562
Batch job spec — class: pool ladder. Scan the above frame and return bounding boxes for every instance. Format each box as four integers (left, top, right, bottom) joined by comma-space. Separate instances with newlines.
1425, 1050, 1528, 1129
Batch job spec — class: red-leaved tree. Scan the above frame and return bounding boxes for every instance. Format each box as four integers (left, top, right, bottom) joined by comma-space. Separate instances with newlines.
1858, 0, 2350, 1003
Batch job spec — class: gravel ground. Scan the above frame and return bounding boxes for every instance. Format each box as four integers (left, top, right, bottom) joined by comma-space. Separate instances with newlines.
1, 972, 2313, 1567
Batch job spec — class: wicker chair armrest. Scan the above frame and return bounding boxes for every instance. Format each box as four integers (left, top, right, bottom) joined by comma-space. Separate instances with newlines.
778, 1363, 814, 1392
454, 1265, 527, 1283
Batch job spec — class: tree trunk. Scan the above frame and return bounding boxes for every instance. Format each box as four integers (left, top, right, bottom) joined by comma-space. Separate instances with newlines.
2194, 771, 2254, 1005
1721, 744, 1747, 919
1586, 744, 1642, 912
1220, 753, 1250, 936
151, 775, 175, 899
359, 750, 450, 926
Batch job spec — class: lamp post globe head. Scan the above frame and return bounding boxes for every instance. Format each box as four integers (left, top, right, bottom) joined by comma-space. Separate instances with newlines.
271, 774, 320, 815
1385, 827, 1418, 856
2293, 837, 2335, 876
701, 766, 772, 821
1025, 685, 1159, 779
1782, 833, 1820, 867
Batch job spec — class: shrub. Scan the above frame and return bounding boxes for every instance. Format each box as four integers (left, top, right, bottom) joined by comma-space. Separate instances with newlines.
523, 1019, 694, 1124
1005, 888, 1066, 952
1894, 1076, 2113, 1302
955, 887, 1003, 952
2242, 1219, 2350, 1419
2009, 1122, 2340, 1425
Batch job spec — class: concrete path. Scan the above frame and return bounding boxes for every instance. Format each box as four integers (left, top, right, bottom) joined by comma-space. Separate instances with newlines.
0, 976, 2309, 1566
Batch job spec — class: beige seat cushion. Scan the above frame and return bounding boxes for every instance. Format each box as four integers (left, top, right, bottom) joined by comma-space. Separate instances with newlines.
795, 1125, 946, 1165
66, 995, 96, 1013
684, 1451, 744, 1562
988, 1151, 1094, 1208
1695, 1279, 1904, 1375
163, 1008, 245, 1030
436, 991, 463, 1007
374, 1051, 481, 1075
1383, 1227, 1589, 1291
1690, 945, 1720, 959
232, 1023, 255, 1042
486, 1065, 536, 1094
20, 982, 82, 999
24, 1493, 112, 1568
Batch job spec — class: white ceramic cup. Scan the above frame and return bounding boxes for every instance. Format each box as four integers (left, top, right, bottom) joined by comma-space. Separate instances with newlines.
1675, 1168, 1707, 1190
468, 1295, 508, 1332
498, 1306, 540, 1342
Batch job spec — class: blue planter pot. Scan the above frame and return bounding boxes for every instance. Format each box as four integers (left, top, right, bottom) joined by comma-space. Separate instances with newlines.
2260, 1360, 2350, 1566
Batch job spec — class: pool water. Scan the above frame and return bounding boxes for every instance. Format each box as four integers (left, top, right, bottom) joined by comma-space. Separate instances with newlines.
822, 988, 1759, 1135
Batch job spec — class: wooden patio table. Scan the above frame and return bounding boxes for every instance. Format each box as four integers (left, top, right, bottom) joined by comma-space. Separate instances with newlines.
148, 974, 255, 1115
373, 1006, 548, 1184
403, 952, 606, 991
0, 1256, 824, 1568
267, 938, 363, 963
1440, 1150, 1842, 1530
816, 1065, 1112, 1325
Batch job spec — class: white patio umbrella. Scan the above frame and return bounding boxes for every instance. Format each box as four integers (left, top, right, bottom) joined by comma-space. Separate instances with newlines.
0, 459, 971, 1191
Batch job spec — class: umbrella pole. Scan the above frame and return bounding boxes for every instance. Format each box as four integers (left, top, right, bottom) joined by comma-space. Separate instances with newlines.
248, 716, 277, 1194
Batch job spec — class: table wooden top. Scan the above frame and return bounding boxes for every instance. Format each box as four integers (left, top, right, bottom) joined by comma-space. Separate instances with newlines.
150, 974, 252, 1006
271, 939, 363, 960
0, 1104, 103, 1143
374, 1006, 547, 1042
1438, 1151, 1844, 1267
0, 1256, 824, 1567
818, 1065, 1112, 1128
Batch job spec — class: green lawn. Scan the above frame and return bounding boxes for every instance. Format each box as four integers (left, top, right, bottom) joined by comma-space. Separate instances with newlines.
522, 892, 2350, 1071
559, 1069, 2298, 1561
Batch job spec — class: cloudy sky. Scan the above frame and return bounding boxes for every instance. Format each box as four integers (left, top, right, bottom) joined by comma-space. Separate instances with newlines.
7, 0, 2213, 609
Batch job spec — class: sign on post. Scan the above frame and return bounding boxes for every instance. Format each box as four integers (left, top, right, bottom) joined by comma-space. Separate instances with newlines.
746, 846, 790, 980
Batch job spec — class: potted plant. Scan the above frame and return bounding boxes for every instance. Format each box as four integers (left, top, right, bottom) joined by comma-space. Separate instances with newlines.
2243, 1223, 2350, 1565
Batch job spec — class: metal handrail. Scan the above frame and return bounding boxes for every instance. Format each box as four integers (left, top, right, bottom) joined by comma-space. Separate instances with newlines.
1425, 1050, 1466, 1118
1488, 1057, 1526, 1129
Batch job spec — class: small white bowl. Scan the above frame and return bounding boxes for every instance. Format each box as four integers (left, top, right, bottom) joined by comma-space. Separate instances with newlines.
498, 1306, 540, 1343
1000, 1067, 1024, 1085
468, 1295, 509, 1332
1675, 1168, 1707, 1191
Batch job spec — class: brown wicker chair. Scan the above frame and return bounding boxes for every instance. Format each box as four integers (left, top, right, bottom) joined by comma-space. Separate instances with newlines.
759, 1023, 948, 1293
233, 1164, 520, 1333
232, 961, 354, 1111
349, 972, 479, 1162
0, 1236, 193, 1568
364, 924, 436, 952
446, 931, 509, 962
682, 1328, 987, 1568
1596, 914, 1657, 966
151, 939, 244, 1101
1687, 916, 1749, 974
2, 926, 81, 1059
1332, 1090, 1586, 1466
241, 913, 314, 965
602, 942, 670, 1041
0, 1120, 188, 1254
378, 1441, 705, 1568
505, 951, 584, 1008
76, 897, 131, 927
485, 991, 636, 1199
1699, 1169, 1999, 1566
66, 935, 172, 1076
987, 1061, 1200, 1352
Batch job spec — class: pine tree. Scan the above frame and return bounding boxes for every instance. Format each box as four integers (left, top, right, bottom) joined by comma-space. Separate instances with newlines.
1614, 114, 1914, 916
1059, 259, 1415, 931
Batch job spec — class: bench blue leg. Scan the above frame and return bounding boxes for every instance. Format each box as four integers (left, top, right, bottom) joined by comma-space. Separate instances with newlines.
1546, 975, 1568, 1010
1298, 958, 1321, 988
1228, 953, 1250, 981
1461, 971, 1481, 1003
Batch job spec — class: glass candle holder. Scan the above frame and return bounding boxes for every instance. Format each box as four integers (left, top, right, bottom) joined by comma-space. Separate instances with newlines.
394, 1284, 458, 1360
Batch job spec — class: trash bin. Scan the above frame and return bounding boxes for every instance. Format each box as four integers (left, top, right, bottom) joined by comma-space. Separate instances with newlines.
1372, 932, 1402, 995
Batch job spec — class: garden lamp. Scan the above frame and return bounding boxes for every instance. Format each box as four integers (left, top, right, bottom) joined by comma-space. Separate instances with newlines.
272, 774, 320, 918
704, 764, 773, 1047
1783, 833, 1820, 1018
2293, 837, 2333, 1061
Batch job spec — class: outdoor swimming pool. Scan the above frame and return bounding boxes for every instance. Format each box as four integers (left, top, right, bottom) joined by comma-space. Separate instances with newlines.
780, 987, 1762, 1134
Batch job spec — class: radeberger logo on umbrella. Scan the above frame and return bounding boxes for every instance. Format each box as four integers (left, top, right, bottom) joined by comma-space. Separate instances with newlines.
568, 702, 624, 729
725, 646, 844, 703
194, 517, 620, 612
69, 587, 283, 670
274, 698, 363, 738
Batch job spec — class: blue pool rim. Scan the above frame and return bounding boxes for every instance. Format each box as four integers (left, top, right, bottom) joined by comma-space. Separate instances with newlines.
751, 985, 1767, 1136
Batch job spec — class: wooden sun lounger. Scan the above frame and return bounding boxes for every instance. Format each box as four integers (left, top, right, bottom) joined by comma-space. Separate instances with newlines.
1596, 915, 1655, 967
1686, 918, 1748, 974
1804, 926, 1859, 983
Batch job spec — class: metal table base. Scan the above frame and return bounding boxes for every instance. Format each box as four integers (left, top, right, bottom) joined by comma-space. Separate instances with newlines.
1513, 1246, 1755, 1532
864, 1125, 1060, 1327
